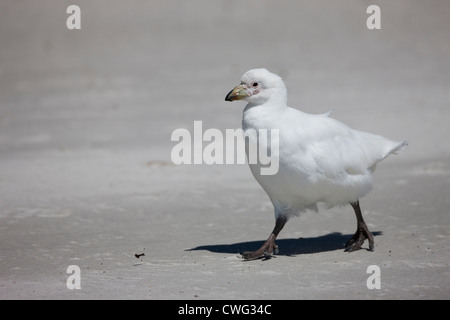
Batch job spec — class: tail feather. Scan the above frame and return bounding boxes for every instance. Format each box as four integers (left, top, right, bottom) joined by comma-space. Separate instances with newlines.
369, 139, 407, 172
382, 140, 408, 160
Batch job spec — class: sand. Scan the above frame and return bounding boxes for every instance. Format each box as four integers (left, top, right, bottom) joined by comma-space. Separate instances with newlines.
0, 0, 449, 300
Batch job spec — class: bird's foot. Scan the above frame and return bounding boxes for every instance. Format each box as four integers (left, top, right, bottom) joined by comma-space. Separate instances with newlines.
344, 226, 374, 252
240, 216, 286, 260
240, 240, 279, 260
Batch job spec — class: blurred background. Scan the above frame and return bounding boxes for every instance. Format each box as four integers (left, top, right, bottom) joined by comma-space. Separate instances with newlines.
1, 0, 449, 201
0, 0, 449, 299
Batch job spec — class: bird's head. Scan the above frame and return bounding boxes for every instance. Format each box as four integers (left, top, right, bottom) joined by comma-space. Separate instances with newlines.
225, 68, 287, 106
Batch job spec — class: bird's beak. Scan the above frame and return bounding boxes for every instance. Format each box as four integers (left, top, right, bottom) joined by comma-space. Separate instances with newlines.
225, 84, 249, 101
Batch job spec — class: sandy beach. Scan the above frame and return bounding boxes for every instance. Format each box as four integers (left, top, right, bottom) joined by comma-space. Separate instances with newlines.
0, 0, 449, 299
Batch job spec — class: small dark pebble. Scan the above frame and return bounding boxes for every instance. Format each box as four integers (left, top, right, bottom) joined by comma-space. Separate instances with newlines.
135, 253, 145, 258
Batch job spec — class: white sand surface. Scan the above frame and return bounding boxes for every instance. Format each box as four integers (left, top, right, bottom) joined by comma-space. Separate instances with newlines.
0, 0, 449, 299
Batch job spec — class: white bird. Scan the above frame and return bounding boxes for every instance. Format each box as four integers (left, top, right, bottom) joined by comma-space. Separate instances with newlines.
225, 68, 407, 260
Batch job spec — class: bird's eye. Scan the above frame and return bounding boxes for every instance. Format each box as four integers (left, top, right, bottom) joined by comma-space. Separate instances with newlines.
252, 82, 259, 87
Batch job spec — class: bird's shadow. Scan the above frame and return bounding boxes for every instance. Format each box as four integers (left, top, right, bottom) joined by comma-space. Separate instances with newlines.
187, 231, 382, 258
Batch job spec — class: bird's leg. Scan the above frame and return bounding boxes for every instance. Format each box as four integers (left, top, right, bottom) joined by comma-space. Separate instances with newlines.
345, 201, 375, 252
241, 215, 287, 260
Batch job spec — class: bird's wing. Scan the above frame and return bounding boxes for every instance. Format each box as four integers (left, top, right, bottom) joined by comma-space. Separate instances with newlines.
289, 113, 405, 177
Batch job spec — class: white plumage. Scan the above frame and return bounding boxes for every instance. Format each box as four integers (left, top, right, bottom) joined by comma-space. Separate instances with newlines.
225, 68, 407, 259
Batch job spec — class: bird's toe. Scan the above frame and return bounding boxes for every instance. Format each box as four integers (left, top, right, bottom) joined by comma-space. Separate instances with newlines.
344, 237, 365, 252
240, 250, 264, 260
344, 229, 375, 252
240, 241, 279, 260
344, 238, 356, 249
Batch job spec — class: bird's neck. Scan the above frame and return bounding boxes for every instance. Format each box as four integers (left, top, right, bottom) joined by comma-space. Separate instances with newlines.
243, 97, 287, 114
242, 101, 286, 131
